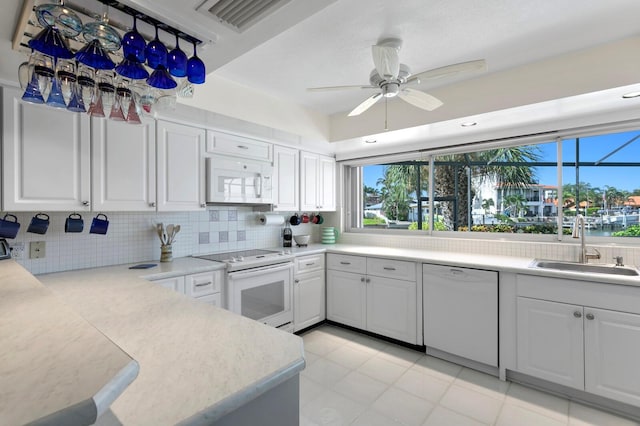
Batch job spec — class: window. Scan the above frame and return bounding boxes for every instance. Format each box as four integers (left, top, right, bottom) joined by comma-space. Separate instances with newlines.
348, 127, 640, 239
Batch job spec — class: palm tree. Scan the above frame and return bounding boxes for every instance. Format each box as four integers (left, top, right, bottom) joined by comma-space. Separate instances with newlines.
481, 198, 495, 214
377, 165, 411, 221
435, 146, 540, 229
504, 193, 527, 217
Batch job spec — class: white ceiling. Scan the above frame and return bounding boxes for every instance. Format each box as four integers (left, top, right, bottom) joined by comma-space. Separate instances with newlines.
3, 0, 640, 154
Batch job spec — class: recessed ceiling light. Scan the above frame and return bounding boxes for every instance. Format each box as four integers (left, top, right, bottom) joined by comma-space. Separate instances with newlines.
461, 121, 477, 127
364, 139, 377, 144
622, 92, 640, 99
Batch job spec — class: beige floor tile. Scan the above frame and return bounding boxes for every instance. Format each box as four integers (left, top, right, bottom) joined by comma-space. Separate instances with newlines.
304, 351, 321, 367
350, 333, 390, 351
303, 333, 344, 356
302, 357, 351, 387
302, 389, 366, 426
370, 387, 435, 426
496, 403, 567, 426
505, 383, 569, 423
377, 344, 424, 368
454, 368, 510, 400
440, 384, 503, 424
351, 409, 405, 426
325, 344, 374, 370
319, 325, 362, 342
569, 401, 640, 426
423, 405, 488, 426
394, 368, 451, 402
301, 375, 327, 408
333, 370, 388, 404
357, 355, 409, 384
412, 355, 462, 383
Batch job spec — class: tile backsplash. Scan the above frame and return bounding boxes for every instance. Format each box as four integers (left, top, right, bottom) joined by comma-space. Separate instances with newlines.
6, 208, 318, 275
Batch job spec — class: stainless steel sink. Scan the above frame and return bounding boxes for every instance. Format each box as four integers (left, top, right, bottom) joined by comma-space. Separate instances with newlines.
530, 259, 640, 276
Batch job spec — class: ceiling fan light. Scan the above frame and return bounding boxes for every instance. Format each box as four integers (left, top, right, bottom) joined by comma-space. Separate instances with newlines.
461, 121, 478, 127
622, 92, 640, 99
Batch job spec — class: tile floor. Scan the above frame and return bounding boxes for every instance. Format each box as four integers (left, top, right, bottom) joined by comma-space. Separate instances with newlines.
299, 325, 640, 426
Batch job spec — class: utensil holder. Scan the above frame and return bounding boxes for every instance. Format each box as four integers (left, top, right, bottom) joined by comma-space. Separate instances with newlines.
160, 244, 172, 262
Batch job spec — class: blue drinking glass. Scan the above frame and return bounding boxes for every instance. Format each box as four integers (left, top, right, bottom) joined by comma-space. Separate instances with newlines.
122, 16, 146, 63
22, 71, 46, 104
28, 27, 74, 59
115, 56, 150, 80
76, 39, 115, 70
147, 65, 177, 89
46, 73, 67, 108
186, 42, 205, 84
145, 26, 168, 70
66, 83, 86, 113
168, 35, 188, 78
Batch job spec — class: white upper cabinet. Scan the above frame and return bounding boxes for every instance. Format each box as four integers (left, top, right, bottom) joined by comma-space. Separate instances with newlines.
206, 130, 272, 161
2, 88, 91, 211
91, 117, 156, 211
272, 145, 299, 211
156, 120, 206, 211
300, 151, 336, 211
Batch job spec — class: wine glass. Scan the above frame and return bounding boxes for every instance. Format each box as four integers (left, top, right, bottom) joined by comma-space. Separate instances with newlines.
145, 25, 168, 69
35, 2, 83, 38
28, 26, 73, 59
147, 65, 177, 89
168, 35, 187, 77
187, 42, 205, 84
122, 15, 146, 63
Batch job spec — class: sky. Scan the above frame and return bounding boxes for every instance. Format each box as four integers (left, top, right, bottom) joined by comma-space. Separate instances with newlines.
363, 131, 640, 193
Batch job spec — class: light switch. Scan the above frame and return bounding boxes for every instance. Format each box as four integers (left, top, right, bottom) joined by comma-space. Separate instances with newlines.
30, 241, 45, 259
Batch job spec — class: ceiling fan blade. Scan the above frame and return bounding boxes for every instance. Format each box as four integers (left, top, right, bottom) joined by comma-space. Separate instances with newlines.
307, 85, 377, 92
407, 59, 487, 84
398, 88, 443, 111
372, 45, 400, 80
348, 93, 383, 116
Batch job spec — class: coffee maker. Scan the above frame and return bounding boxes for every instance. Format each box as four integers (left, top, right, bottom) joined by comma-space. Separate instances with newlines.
283, 223, 292, 247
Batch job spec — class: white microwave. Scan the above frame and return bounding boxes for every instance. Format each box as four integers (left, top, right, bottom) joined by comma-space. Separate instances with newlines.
206, 155, 273, 204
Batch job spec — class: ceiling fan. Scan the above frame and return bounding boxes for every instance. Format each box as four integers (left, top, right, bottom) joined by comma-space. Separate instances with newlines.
308, 38, 487, 122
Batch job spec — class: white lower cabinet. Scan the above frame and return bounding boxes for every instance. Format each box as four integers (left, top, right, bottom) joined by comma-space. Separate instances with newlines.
326, 254, 417, 344
516, 274, 640, 407
151, 270, 223, 307
293, 254, 325, 331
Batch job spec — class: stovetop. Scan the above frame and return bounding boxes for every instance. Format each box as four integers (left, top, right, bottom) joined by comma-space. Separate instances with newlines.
196, 249, 293, 271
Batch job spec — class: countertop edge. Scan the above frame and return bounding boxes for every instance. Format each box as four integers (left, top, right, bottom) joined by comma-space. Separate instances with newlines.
177, 357, 306, 426
93, 359, 140, 419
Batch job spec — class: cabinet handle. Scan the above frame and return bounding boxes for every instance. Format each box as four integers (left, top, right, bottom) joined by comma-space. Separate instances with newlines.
273, 204, 278, 208
366, 278, 370, 283
573, 311, 582, 318
200, 203, 206, 208
82, 200, 89, 206
340, 261, 351, 265
195, 282, 212, 287
383, 266, 396, 271
305, 262, 315, 266
149, 202, 156, 207
237, 145, 249, 150
360, 277, 365, 282
294, 279, 300, 283
586, 313, 595, 320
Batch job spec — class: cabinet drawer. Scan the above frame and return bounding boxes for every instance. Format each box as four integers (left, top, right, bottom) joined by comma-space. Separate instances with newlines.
368, 258, 416, 281
194, 293, 222, 307
295, 254, 325, 274
206, 130, 272, 161
152, 276, 185, 293
327, 254, 366, 274
185, 271, 222, 298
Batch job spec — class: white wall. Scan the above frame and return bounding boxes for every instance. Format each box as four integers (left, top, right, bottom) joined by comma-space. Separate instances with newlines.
7, 207, 318, 275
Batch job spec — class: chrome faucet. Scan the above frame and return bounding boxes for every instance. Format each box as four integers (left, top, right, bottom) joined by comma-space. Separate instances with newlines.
572, 214, 601, 263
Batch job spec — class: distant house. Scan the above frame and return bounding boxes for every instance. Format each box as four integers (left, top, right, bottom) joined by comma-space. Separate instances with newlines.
474, 178, 559, 218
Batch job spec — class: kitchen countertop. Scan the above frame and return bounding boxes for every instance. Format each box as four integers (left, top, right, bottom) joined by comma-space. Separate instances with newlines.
0, 260, 139, 426
37, 258, 305, 426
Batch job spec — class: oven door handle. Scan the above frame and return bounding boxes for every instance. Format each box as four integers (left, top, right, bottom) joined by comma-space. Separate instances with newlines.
228, 262, 293, 279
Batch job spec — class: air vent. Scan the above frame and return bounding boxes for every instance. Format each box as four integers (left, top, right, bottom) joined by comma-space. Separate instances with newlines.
198, 0, 292, 33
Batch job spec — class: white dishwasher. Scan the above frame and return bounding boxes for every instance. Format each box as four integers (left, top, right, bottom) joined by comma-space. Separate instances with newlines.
423, 264, 498, 367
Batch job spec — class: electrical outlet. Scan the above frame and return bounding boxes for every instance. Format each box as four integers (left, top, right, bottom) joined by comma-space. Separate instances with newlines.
10, 242, 24, 259
30, 241, 46, 259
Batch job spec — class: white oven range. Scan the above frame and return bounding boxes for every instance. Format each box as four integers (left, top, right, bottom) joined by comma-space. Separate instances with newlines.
196, 249, 294, 331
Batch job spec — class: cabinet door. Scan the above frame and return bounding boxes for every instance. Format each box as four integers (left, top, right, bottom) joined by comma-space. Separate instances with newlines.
156, 120, 205, 211
272, 145, 299, 211
367, 276, 417, 344
326, 269, 366, 329
194, 293, 222, 307
153, 276, 185, 293
294, 270, 326, 331
3, 88, 91, 211
318, 154, 336, 211
516, 297, 584, 390
300, 151, 319, 211
585, 308, 640, 406
206, 130, 272, 161
92, 117, 156, 211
